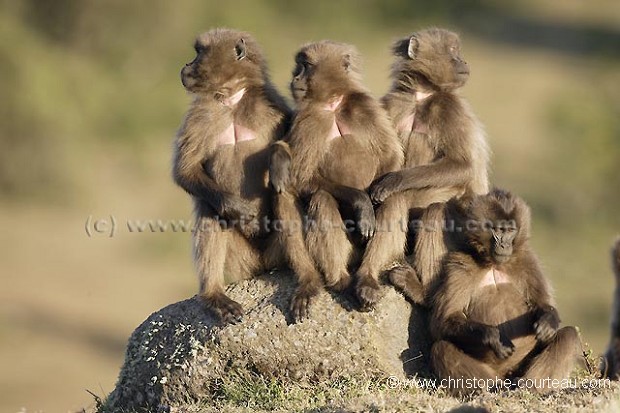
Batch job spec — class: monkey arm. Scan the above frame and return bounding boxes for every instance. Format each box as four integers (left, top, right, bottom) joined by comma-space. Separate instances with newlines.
516, 250, 561, 342
269, 141, 292, 193
173, 155, 257, 220
370, 157, 472, 204
313, 176, 376, 239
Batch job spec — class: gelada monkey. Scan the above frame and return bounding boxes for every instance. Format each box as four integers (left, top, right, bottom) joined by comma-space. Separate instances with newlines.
174, 28, 291, 323
269, 41, 403, 321
354, 28, 490, 309
428, 189, 580, 394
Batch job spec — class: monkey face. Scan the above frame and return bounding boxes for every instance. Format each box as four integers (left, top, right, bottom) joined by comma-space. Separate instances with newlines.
488, 221, 518, 264
395, 28, 469, 90
289, 41, 361, 104
181, 29, 263, 97
457, 189, 531, 266
290, 53, 312, 101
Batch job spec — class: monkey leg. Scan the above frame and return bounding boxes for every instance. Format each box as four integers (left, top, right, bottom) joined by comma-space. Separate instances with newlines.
274, 192, 324, 321
262, 233, 286, 270
306, 189, 353, 292
193, 208, 242, 324
411, 202, 448, 289
519, 326, 581, 392
355, 192, 410, 310
431, 340, 497, 396
224, 228, 264, 282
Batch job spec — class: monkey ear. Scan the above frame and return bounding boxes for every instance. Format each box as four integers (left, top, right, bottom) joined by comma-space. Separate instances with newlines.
343, 54, 351, 72
407, 36, 419, 60
235, 38, 246, 60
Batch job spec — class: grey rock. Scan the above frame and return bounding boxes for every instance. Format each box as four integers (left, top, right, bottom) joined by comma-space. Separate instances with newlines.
105, 271, 430, 411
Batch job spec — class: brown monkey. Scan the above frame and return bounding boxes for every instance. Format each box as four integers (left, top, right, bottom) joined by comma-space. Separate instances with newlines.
428, 189, 580, 394
354, 28, 490, 309
602, 238, 620, 378
269, 41, 403, 321
173, 29, 291, 323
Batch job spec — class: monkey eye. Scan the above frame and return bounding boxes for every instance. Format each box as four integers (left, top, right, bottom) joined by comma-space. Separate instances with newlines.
293, 64, 304, 77
194, 45, 209, 55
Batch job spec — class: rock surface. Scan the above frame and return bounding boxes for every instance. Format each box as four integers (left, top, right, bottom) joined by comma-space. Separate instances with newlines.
105, 271, 430, 411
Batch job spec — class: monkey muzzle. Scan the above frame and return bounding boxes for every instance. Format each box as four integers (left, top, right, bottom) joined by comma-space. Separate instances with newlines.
493, 244, 513, 263
181, 64, 199, 90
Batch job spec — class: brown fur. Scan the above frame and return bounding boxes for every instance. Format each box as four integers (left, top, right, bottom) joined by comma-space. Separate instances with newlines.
173, 28, 291, 323
428, 189, 580, 395
602, 238, 620, 378
355, 28, 490, 309
270, 41, 403, 321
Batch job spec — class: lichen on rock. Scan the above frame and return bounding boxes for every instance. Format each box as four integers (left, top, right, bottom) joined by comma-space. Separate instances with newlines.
105, 271, 429, 411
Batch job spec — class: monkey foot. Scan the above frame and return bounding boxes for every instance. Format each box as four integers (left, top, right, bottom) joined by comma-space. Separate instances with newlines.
388, 265, 425, 306
290, 283, 320, 322
201, 293, 244, 324
355, 276, 380, 312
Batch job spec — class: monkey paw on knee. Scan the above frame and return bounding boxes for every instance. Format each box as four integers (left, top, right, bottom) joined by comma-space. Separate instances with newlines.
369, 173, 402, 205
534, 309, 561, 343
481, 326, 515, 359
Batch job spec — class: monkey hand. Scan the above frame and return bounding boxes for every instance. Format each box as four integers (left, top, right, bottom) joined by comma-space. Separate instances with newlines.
534, 306, 560, 343
370, 172, 403, 204
215, 193, 258, 221
269, 147, 292, 193
352, 191, 376, 240
480, 324, 515, 359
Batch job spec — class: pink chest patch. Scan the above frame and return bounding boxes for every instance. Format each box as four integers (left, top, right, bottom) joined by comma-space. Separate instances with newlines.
398, 114, 415, 136
216, 88, 258, 146
217, 123, 257, 146
323, 95, 352, 141
479, 268, 510, 289
397, 90, 433, 136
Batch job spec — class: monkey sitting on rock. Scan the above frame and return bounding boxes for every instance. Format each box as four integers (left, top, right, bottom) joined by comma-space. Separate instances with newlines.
173, 29, 291, 323
407, 189, 581, 394
269, 41, 403, 322
354, 28, 490, 311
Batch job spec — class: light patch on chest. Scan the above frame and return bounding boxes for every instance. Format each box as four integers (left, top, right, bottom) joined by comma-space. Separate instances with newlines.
216, 88, 258, 146
479, 268, 511, 289
397, 90, 433, 136
217, 122, 257, 146
323, 95, 352, 141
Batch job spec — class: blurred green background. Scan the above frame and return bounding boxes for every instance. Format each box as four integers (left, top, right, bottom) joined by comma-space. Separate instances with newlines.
0, 0, 618, 411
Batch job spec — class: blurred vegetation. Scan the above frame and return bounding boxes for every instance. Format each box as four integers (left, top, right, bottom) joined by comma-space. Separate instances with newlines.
0, 0, 618, 411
